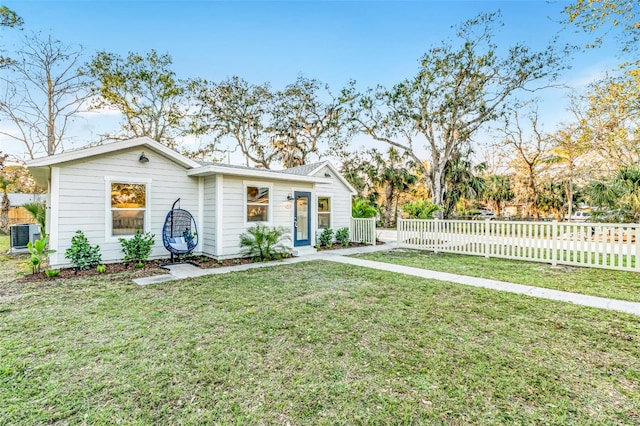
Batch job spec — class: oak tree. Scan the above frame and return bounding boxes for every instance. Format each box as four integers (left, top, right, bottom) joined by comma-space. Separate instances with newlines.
345, 12, 567, 216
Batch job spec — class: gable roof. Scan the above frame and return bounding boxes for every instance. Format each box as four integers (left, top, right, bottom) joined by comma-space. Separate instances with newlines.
283, 160, 357, 195
280, 161, 327, 176
27, 137, 200, 169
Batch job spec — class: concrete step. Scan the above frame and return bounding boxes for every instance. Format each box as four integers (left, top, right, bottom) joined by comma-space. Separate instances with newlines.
292, 246, 317, 256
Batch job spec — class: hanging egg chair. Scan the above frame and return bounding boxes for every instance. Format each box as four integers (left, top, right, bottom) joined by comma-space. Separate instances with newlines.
162, 198, 198, 263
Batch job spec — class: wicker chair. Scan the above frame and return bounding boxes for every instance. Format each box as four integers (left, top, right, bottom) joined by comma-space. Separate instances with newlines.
162, 199, 198, 262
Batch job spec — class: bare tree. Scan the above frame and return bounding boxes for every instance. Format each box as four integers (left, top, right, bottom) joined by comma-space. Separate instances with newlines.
0, 33, 89, 159
499, 108, 551, 219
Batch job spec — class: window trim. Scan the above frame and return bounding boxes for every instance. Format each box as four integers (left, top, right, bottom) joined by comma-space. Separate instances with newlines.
244, 181, 273, 226
317, 193, 333, 230
104, 177, 152, 241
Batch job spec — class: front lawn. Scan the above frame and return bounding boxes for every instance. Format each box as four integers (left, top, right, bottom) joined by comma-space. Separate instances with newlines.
355, 249, 640, 302
1, 260, 639, 424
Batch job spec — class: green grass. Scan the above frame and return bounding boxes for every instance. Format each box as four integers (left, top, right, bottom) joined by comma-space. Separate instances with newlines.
356, 249, 640, 302
1, 258, 639, 424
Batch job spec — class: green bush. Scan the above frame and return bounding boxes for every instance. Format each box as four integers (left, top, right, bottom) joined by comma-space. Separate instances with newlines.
318, 228, 334, 248
44, 269, 60, 278
402, 200, 441, 219
119, 230, 155, 264
27, 236, 55, 274
96, 264, 106, 274
65, 230, 102, 270
335, 227, 350, 247
352, 199, 377, 218
239, 224, 291, 261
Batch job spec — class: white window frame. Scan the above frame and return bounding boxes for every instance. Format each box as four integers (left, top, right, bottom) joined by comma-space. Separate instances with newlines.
317, 193, 333, 230
244, 181, 273, 226
104, 177, 152, 241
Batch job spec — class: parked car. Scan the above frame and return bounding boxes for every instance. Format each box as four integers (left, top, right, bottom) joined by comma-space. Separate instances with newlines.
475, 211, 496, 220
569, 211, 592, 222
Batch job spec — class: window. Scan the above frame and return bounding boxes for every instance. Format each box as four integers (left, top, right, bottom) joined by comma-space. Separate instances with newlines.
246, 185, 270, 222
318, 196, 331, 229
111, 183, 146, 236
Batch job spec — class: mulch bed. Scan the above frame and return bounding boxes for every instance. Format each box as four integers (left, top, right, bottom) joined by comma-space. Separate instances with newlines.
18, 259, 169, 283
316, 241, 384, 251
18, 241, 385, 282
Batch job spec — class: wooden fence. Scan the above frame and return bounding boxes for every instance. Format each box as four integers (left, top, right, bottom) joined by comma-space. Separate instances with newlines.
397, 218, 640, 272
9, 207, 37, 226
350, 217, 376, 245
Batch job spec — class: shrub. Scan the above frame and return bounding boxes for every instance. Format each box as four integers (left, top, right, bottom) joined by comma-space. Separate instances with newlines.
96, 264, 106, 274
352, 199, 377, 218
27, 236, 55, 274
335, 227, 350, 247
318, 228, 334, 248
65, 230, 102, 270
44, 269, 60, 278
402, 200, 441, 219
239, 224, 291, 261
119, 230, 155, 264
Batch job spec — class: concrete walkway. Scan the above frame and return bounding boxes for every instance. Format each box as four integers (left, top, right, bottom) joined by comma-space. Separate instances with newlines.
134, 242, 640, 317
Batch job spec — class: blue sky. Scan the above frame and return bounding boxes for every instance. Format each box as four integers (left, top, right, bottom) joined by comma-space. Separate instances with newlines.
0, 1, 624, 162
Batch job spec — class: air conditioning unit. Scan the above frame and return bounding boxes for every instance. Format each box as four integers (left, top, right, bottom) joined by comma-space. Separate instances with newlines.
10, 224, 41, 251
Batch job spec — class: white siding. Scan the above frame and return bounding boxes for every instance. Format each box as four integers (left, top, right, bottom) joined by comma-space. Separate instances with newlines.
52, 147, 199, 267
220, 176, 313, 257
202, 175, 216, 256
311, 165, 353, 235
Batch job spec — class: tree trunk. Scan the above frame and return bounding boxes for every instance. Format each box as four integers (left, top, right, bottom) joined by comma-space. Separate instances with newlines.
384, 184, 394, 228
431, 163, 446, 219
48, 74, 55, 155
0, 191, 9, 234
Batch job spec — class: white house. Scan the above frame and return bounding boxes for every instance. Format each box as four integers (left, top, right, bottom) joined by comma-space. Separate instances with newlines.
27, 137, 357, 268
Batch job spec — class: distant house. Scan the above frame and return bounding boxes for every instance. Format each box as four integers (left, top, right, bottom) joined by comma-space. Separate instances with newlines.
7, 193, 46, 226
27, 137, 357, 268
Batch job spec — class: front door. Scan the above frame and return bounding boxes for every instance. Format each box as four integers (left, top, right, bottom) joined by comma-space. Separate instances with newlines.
293, 191, 311, 247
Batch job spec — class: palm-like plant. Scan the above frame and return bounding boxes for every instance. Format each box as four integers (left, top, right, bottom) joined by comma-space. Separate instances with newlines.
22, 201, 47, 235
538, 181, 566, 220
586, 166, 640, 222
239, 225, 291, 261
443, 152, 485, 218
401, 200, 441, 219
351, 198, 377, 219
483, 174, 514, 217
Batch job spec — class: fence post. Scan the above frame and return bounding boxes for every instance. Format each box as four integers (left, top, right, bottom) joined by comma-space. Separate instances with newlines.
635, 223, 640, 272
370, 217, 376, 245
397, 217, 402, 247
434, 218, 440, 254
484, 219, 490, 259
551, 220, 558, 266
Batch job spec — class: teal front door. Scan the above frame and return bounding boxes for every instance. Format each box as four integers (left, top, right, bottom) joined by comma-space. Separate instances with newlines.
293, 191, 311, 247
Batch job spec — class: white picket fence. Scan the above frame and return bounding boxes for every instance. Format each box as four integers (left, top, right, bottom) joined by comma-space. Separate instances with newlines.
350, 217, 376, 244
397, 218, 640, 272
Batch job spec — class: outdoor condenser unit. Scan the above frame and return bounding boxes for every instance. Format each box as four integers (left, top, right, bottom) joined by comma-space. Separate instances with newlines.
9, 223, 41, 250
